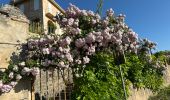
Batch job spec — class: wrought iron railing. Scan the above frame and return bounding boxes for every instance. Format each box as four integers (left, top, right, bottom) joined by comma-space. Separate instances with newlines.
34, 68, 73, 100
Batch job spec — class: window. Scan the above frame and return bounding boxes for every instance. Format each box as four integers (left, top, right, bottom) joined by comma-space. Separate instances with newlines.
29, 19, 42, 33
48, 3, 52, 13
48, 21, 56, 34
34, 0, 40, 10
19, 4, 24, 13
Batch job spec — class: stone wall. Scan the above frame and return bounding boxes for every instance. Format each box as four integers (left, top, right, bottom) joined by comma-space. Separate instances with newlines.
0, 5, 29, 68
128, 65, 170, 100
0, 78, 32, 100
0, 5, 31, 100
0, 16, 29, 68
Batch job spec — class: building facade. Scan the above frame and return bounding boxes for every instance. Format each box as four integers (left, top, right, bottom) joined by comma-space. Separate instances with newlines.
11, 0, 65, 34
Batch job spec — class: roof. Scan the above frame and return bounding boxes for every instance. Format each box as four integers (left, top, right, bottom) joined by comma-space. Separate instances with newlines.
10, 0, 65, 14
0, 4, 29, 23
10, 0, 26, 4
48, 0, 65, 14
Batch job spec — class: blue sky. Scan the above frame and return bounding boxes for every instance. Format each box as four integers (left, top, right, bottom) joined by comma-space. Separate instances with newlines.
1, 0, 170, 51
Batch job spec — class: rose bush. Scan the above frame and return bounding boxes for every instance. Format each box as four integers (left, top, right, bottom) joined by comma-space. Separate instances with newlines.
0, 4, 165, 97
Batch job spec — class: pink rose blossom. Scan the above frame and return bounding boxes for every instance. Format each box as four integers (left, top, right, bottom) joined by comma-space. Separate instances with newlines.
62, 18, 67, 23
87, 46, 96, 55
81, 10, 88, 16
68, 18, 74, 26
111, 35, 117, 43
19, 62, 25, 67
59, 47, 63, 52
58, 61, 65, 68
117, 14, 126, 22
96, 36, 103, 43
75, 59, 82, 64
21, 67, 31, 75
65, 36, 71, 45
74, 19, 79, 27
71, 28, 81, 35
0, 81, 3, 88
102, 20, 109, 27
95, 14, 101, 20
63, 47, 70, 54
9, 72, 14, 79
107, 8, 114, 17
88, 10, 95, 16
42, 48, 50, 55
75, 38, 86, 48
31, 67, 40, 76
92, 19, 97, 25
10, 81, 17, 88
83, 56, 90, 64
1, 85, 12, 93
65, 53, 73, 62
102, 30, 111, 41
16, 74, 22, 80
13, 65, 18, 72
85, 33, 96, 44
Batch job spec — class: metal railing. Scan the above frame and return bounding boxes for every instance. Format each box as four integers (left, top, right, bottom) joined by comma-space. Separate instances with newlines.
29, 21, 43, 34
34, 68, 73, 100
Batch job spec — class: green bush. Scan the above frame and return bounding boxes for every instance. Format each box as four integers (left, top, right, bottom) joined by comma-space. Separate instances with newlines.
72, 52, 129, 100
72, 52, 165, 100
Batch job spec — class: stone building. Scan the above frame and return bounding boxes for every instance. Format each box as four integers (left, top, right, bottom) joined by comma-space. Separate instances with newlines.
0, 5, 32, 100
10, 0, 65, 34
0, 5, 29, 69
0, 4, 71, 99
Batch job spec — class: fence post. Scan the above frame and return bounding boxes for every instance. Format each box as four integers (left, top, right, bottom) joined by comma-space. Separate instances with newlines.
52, 69, 55, 100
31, 77, 35, 100
40, 69, 42, 100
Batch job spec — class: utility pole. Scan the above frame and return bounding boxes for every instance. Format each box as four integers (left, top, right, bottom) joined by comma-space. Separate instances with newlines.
114, 50, 127, 100
0, 3, 3, 8
96, 0, 127, 99
96, 0, 104, 15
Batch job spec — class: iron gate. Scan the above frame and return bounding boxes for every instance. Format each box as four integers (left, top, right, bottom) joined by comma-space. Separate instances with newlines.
34, 68, 73, 100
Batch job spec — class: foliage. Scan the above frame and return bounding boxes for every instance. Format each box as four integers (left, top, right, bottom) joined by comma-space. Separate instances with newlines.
0, 4, 166, 98
125, 53, 165, 91
155, 50, 170, 65
72, 51, 165, 100
156, 50, 170, 55
72, 52, 129, 100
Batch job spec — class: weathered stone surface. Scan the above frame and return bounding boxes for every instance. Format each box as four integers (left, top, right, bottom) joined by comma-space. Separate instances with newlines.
0, 4, 29, 23
0, 6, 31, 100
0, 14, 28, 68
0, 4, 29, 69
0, 78, 32, 100
128, 65, 170, 100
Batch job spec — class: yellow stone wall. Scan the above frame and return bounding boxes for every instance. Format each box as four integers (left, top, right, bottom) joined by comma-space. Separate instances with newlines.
128, 65, 170, 100
0, 16, 28, 68
0, 13, 32, 100
0, 78, 32, 100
